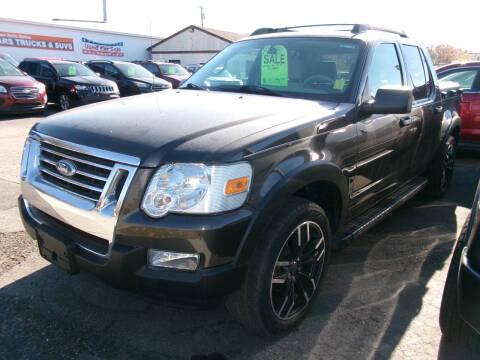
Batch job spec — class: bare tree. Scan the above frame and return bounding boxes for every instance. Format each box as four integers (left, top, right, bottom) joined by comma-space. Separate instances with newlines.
428, 44, 463, 65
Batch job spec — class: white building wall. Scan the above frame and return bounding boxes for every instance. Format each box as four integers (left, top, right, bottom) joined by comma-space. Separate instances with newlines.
151, 52, 216, 65
152, 28, 230, 52
150, 27, 230, 65
0, 18, 159, 62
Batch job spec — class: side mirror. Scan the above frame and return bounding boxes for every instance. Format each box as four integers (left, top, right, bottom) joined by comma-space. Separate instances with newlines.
95, 72, 101, 77
363, 87, 413, 115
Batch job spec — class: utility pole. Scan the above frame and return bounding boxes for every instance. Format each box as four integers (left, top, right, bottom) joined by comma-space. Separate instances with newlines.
198, 5, 206, 27
53, 0, 107, 23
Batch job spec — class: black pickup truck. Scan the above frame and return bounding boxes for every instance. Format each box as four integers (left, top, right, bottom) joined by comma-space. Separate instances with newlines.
19, 24, 461, 336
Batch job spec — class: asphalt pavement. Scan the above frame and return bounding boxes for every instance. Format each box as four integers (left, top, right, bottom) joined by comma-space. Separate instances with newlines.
0, 109, 479, 360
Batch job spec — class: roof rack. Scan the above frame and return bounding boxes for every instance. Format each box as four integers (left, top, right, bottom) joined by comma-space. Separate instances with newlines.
250, 24, 407, 38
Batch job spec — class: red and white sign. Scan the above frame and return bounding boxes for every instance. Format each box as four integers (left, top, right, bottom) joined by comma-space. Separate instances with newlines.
81, 37, 124, 57
0, 31, 74, 51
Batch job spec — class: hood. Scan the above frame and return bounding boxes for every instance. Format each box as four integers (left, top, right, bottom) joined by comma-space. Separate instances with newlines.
162, 74, 189, 83
33, 90, 349, 167
131, 76, 170, 86
61, 75, 113, 86
0, 75, 37, 87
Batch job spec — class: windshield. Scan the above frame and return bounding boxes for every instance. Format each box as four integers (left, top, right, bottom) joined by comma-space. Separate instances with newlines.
181, 37, 364, 101
0, 60, 24, 76
0, 54, 19, 67
53, 62, 96, 77
116, 63, 155, 78
159, 64, 189, 76
438, 70, 478, 90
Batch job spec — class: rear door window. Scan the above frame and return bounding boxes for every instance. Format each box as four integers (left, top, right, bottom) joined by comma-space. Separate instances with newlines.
367, 43, 403, 98
401, 45, 428, 100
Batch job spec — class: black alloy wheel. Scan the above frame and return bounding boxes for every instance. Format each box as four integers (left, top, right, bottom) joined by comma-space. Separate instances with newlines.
270, 221, 326, 320
59, 93, 72, 111
225, 198, 331, 336
440, 137, 456, 193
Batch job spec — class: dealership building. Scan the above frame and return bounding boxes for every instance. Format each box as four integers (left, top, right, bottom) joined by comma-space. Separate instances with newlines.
0, 18, 244, 66
0, 18, 161, 63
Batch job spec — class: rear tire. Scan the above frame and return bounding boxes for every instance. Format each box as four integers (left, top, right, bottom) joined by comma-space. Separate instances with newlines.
226, 198, 331, 336
439, 214, 480, 350
425, 135, 456, 199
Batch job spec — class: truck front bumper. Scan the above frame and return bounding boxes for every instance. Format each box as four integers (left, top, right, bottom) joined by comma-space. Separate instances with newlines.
19, 196, 248, 304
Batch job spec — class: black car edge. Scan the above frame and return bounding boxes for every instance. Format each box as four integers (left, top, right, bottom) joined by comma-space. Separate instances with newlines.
85, 60, 171, 97
19, 24, 462, 336
18, 59, 120, 111
440, 179, 480, 348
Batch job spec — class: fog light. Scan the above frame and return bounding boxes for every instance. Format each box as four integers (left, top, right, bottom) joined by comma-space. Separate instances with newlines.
148, 250, 200, 271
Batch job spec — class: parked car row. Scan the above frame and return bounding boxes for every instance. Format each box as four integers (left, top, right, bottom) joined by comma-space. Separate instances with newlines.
18, 58, 120, 111
437, 62, 480, 149
0, 53, 192, 113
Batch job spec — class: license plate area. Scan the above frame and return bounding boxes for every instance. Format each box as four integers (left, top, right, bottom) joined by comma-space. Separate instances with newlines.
37, 232, 79, 274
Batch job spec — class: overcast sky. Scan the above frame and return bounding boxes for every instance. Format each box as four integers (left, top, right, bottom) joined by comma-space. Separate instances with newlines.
3, 0, 479, 51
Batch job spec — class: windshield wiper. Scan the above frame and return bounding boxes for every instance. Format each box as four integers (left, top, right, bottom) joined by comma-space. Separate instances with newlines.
214, 85, 283, 97
182, 83, 208, 91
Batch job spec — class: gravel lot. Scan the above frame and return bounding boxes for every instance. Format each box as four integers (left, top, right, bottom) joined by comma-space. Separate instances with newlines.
0, 111, 479, 360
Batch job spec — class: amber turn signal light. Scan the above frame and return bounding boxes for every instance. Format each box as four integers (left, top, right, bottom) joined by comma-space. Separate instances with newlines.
225, 176, 249, 195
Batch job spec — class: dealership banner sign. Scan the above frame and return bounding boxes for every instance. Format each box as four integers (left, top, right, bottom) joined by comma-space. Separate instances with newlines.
0, 31, 74, 51
81, 37, 124, 57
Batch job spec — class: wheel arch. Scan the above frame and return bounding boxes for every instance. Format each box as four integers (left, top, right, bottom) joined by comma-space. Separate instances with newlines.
234, 161, 349, 267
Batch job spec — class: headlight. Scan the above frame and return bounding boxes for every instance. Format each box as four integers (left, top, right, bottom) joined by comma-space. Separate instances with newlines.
134, 81, 150, 88
0, 85, 7, 93
111, 82, 119, 93
20, 138, 31, 180
36, 82, 45, 92
74, 84, 88, 91
141, 162, 252, 218
35, 82, 45, 91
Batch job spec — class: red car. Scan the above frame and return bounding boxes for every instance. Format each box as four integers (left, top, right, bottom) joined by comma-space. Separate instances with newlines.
437, 62, 480, 148
0, 59, 47, 115
134, 61, 191, 88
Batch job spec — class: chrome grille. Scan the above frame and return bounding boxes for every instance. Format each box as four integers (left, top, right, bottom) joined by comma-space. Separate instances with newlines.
89, 85, 115, 93
38, 142, 114, 202
10, 86, 39, 100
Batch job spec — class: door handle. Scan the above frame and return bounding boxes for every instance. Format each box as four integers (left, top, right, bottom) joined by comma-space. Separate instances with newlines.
433, 105, 444, 114
399, 116, 412, 127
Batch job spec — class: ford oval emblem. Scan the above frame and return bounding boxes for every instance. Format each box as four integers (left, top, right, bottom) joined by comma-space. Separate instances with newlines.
56, 159, 76, 177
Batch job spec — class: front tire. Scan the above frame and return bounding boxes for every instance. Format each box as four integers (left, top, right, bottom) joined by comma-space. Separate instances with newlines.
226, 198, 331, 336
59, 93, 73, 111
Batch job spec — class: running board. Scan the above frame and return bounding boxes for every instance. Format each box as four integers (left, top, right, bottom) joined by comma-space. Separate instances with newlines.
334, 177, 428, 249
